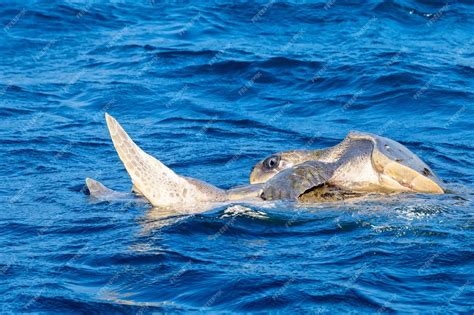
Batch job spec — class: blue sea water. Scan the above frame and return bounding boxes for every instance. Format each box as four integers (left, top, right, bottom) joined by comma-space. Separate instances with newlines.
1, 0, 473, 313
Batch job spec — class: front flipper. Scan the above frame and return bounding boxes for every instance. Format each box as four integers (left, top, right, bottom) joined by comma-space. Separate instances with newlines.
260, 161, 335, 200
105, 113, 226, 207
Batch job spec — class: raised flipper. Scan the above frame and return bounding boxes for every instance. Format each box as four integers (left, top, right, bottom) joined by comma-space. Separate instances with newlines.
105, 113, 226, 207
260, 161, 335, 200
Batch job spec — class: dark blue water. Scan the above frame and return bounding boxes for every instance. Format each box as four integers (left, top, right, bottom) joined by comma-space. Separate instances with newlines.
1, 1, 473, 313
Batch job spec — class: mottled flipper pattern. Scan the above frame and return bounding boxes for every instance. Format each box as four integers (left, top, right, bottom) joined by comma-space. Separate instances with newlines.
105, 113, 225, 207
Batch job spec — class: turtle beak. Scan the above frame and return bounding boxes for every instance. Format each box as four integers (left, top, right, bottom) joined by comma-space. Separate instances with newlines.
249, 166, 260, 184
250, 165, 273, 184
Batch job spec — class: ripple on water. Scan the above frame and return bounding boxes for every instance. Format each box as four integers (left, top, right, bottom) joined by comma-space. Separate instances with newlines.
1, 0, 473, 313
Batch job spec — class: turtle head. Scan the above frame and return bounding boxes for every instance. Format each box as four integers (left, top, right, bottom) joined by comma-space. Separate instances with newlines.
250, 150, 319, 184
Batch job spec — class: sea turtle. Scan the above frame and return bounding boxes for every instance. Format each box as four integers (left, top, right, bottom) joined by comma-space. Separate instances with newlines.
87, 114, 443, 209
249, 132, 444, 198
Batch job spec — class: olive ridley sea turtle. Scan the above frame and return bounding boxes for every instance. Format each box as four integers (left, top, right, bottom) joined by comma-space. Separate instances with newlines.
85, 114, 444, 210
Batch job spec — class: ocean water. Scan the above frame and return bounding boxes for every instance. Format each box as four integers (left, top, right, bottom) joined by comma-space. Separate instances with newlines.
1, 0, 473, 313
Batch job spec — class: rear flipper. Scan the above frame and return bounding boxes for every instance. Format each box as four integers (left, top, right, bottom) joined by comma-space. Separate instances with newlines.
86, 178, 117, 196
85, 177, 140, 202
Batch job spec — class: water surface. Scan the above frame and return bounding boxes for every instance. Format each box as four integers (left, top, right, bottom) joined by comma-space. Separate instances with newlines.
1, 1, 473, 313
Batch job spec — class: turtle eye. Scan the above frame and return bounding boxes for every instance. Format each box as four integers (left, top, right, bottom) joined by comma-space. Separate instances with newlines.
263, 155, 280, 169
